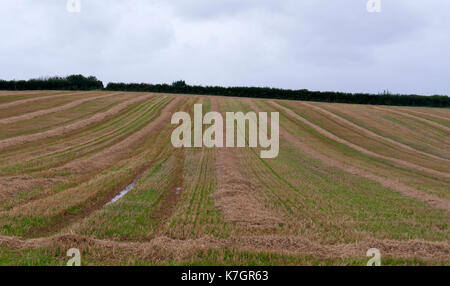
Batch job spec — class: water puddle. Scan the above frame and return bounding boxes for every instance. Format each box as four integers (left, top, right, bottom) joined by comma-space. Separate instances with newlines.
106, 183, 135, 205
106, 183, 180, 206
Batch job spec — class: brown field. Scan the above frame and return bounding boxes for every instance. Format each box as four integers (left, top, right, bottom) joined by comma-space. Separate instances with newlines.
0, 91, 448, 266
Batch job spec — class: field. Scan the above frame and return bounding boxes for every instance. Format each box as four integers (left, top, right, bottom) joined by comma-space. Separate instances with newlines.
0, 90, 448, 266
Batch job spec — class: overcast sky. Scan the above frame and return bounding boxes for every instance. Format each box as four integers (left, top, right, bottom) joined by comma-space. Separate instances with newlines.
0, 0, 449, 95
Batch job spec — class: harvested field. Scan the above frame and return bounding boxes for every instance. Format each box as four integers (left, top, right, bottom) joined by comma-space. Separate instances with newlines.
0, 91, 448, 265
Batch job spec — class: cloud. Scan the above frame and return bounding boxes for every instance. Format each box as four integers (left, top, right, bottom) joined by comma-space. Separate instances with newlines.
0, 0, 449, 95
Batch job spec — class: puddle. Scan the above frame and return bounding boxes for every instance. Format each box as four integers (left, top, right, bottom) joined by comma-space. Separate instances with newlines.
106, 183, 135, 205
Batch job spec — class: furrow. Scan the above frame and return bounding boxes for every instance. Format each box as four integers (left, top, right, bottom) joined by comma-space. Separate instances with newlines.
0, 92, 121, 124
0, 96, 161, 168
271, 101, 450, 180
248, 100, 450, 212
372, 106, 450, 132
0, 91, 93, 109
299, 101, 449, 163
0, 93, 155, 150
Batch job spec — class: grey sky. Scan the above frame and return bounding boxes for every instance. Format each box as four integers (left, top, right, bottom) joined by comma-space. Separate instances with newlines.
0, 0, 449, 95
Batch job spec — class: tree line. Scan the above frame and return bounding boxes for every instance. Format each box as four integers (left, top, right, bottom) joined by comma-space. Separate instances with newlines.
0, 75, 104, 91
0, 76, 448, 107
106, 80, 449, 107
